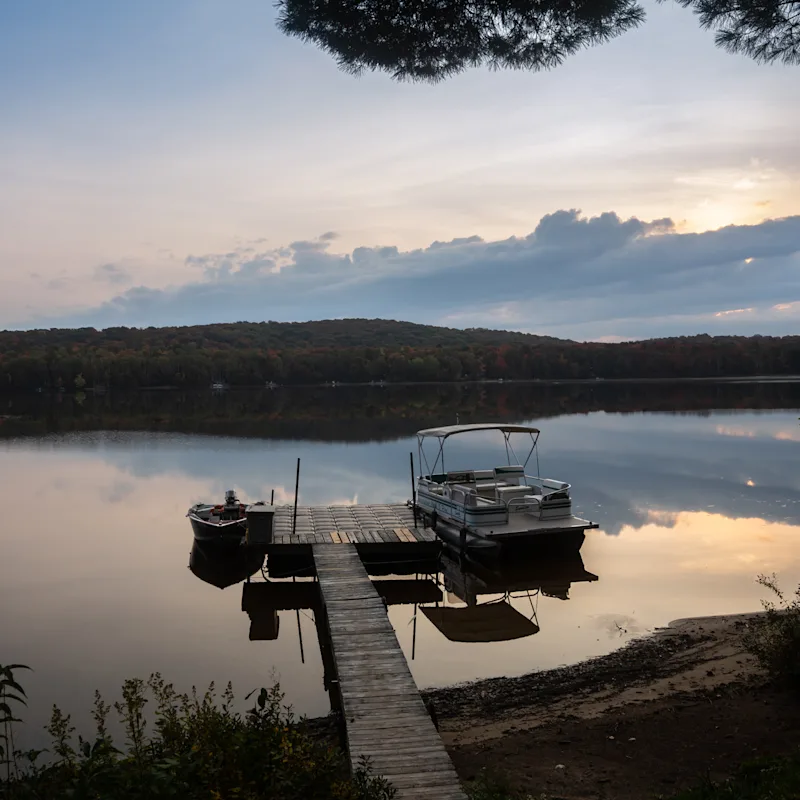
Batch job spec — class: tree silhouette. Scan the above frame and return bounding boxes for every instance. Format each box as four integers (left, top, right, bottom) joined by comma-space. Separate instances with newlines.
277, 0, 646, 81
277, 0, 798, 80
671, 0, 800, 65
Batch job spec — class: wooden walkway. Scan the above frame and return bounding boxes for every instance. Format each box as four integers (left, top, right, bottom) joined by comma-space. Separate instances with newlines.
271, 525, 436, 546
246, 504, 440, 562
314, 545, 466, 799
273, 503, 424, 543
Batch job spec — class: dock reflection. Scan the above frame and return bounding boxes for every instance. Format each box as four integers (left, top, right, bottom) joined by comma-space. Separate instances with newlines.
188, 540, 598, 709
190, 540, 598, 643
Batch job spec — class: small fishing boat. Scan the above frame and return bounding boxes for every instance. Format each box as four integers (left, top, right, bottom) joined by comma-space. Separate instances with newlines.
187, 490, 252, 545
414, 423, 597, 554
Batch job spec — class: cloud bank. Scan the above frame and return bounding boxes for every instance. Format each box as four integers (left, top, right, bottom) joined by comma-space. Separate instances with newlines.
32, 210, 800, 340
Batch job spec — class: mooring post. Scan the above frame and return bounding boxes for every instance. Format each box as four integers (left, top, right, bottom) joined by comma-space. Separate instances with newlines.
292, 458, 300, 537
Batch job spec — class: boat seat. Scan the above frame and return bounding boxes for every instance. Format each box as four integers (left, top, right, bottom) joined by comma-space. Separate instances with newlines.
494, 465, 525, 486
475, 482, 507, 497
447, 470, 475, 484
496, 486, 530, 502
473, 469, 495, 481
523, 494, 542, 508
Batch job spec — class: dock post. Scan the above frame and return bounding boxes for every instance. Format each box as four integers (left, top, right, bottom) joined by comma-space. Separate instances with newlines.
292, 458, 300, 537
409, 451, 417, 527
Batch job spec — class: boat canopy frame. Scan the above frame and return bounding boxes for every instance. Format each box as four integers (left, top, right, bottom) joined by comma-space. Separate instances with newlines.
416, 423, 541, 479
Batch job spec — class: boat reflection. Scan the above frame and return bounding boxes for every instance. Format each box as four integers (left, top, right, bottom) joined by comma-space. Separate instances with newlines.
423, 546, 598, 643
188, 540, 265, 589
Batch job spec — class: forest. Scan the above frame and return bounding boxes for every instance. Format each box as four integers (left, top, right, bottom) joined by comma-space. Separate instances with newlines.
1, 319, 799, 390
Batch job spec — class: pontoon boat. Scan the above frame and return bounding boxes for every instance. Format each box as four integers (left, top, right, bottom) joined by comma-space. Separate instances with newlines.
414, 423, 597, 554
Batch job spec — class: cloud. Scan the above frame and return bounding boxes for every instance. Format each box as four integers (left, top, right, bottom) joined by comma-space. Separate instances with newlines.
29, 210, 800, 340
714, 307, 753, 317
93, 262, 132, 285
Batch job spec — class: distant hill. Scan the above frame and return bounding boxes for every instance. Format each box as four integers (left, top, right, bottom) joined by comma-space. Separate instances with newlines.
0, 319, 566, 351
1, 320, 799, 391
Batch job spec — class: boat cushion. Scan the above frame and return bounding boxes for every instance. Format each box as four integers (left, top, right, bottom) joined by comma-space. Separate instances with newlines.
496, 486, 530, 501
447, 470, 475, 483
494, 465, 525, 485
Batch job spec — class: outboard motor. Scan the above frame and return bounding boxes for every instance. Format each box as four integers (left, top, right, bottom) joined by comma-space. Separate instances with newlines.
222, 489, 240, 520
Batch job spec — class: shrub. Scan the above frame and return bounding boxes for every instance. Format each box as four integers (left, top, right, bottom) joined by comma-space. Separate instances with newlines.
743, 574, 800, 686
0, 669, 394, 799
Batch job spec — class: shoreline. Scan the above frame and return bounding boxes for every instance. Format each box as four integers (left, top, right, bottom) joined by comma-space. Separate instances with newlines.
7, 374, 800, 395
420, 612, 800, 799
425, 612, 763, 747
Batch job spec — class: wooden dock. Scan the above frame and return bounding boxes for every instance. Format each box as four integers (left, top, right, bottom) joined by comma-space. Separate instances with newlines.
247, 503, 440, 558
314, 544, 467, 799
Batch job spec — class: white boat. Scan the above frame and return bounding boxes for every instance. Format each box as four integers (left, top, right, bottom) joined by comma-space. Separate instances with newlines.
414, 423, 597, 553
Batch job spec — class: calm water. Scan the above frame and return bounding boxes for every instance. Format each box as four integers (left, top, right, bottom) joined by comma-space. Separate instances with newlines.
2, 382, 800, 749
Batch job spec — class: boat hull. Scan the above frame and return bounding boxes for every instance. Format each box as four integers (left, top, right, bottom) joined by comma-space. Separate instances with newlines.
189, 515, 247, 546
420, 507, 588, 561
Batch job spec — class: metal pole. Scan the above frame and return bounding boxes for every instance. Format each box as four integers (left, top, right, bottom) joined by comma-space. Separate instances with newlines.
270, 488, 274, 505
296, 609, 305, 664
412, 603, 418, 661
409, 451, 417, 527
292, 573, 305, 663
292, 458, 300, 537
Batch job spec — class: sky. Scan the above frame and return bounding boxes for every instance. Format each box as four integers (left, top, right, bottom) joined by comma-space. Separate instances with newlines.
0, 0, 798, 340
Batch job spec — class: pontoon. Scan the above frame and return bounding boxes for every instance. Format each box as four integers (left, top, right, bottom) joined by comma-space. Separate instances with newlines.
414, 423, 598, 553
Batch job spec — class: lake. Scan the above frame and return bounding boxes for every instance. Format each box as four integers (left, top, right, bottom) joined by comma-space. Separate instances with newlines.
2, 381, 800, 750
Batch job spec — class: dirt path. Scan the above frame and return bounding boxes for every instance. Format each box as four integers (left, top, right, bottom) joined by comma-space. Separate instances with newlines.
423, 613, 800, 799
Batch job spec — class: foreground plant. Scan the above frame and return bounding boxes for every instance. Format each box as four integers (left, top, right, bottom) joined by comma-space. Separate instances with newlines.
1, 664, 31, 786
1, 672, 394, 799
743, 574, 800, 686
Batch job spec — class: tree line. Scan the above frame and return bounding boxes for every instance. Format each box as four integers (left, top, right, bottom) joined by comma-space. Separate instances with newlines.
2, 380, 798, 442
1, 320, 799, 391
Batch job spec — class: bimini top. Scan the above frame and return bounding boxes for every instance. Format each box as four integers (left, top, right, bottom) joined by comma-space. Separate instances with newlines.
416, 423, 540, 440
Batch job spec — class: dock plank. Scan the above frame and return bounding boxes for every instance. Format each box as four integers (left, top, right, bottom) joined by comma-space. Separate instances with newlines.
313, 545, 465, 800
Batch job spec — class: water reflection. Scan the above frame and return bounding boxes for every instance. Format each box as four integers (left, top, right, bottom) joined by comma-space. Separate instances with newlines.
2, 380, 799, 442
190, 537, 601, 712
189, 541, 265, 589
2, 386, 799, 749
